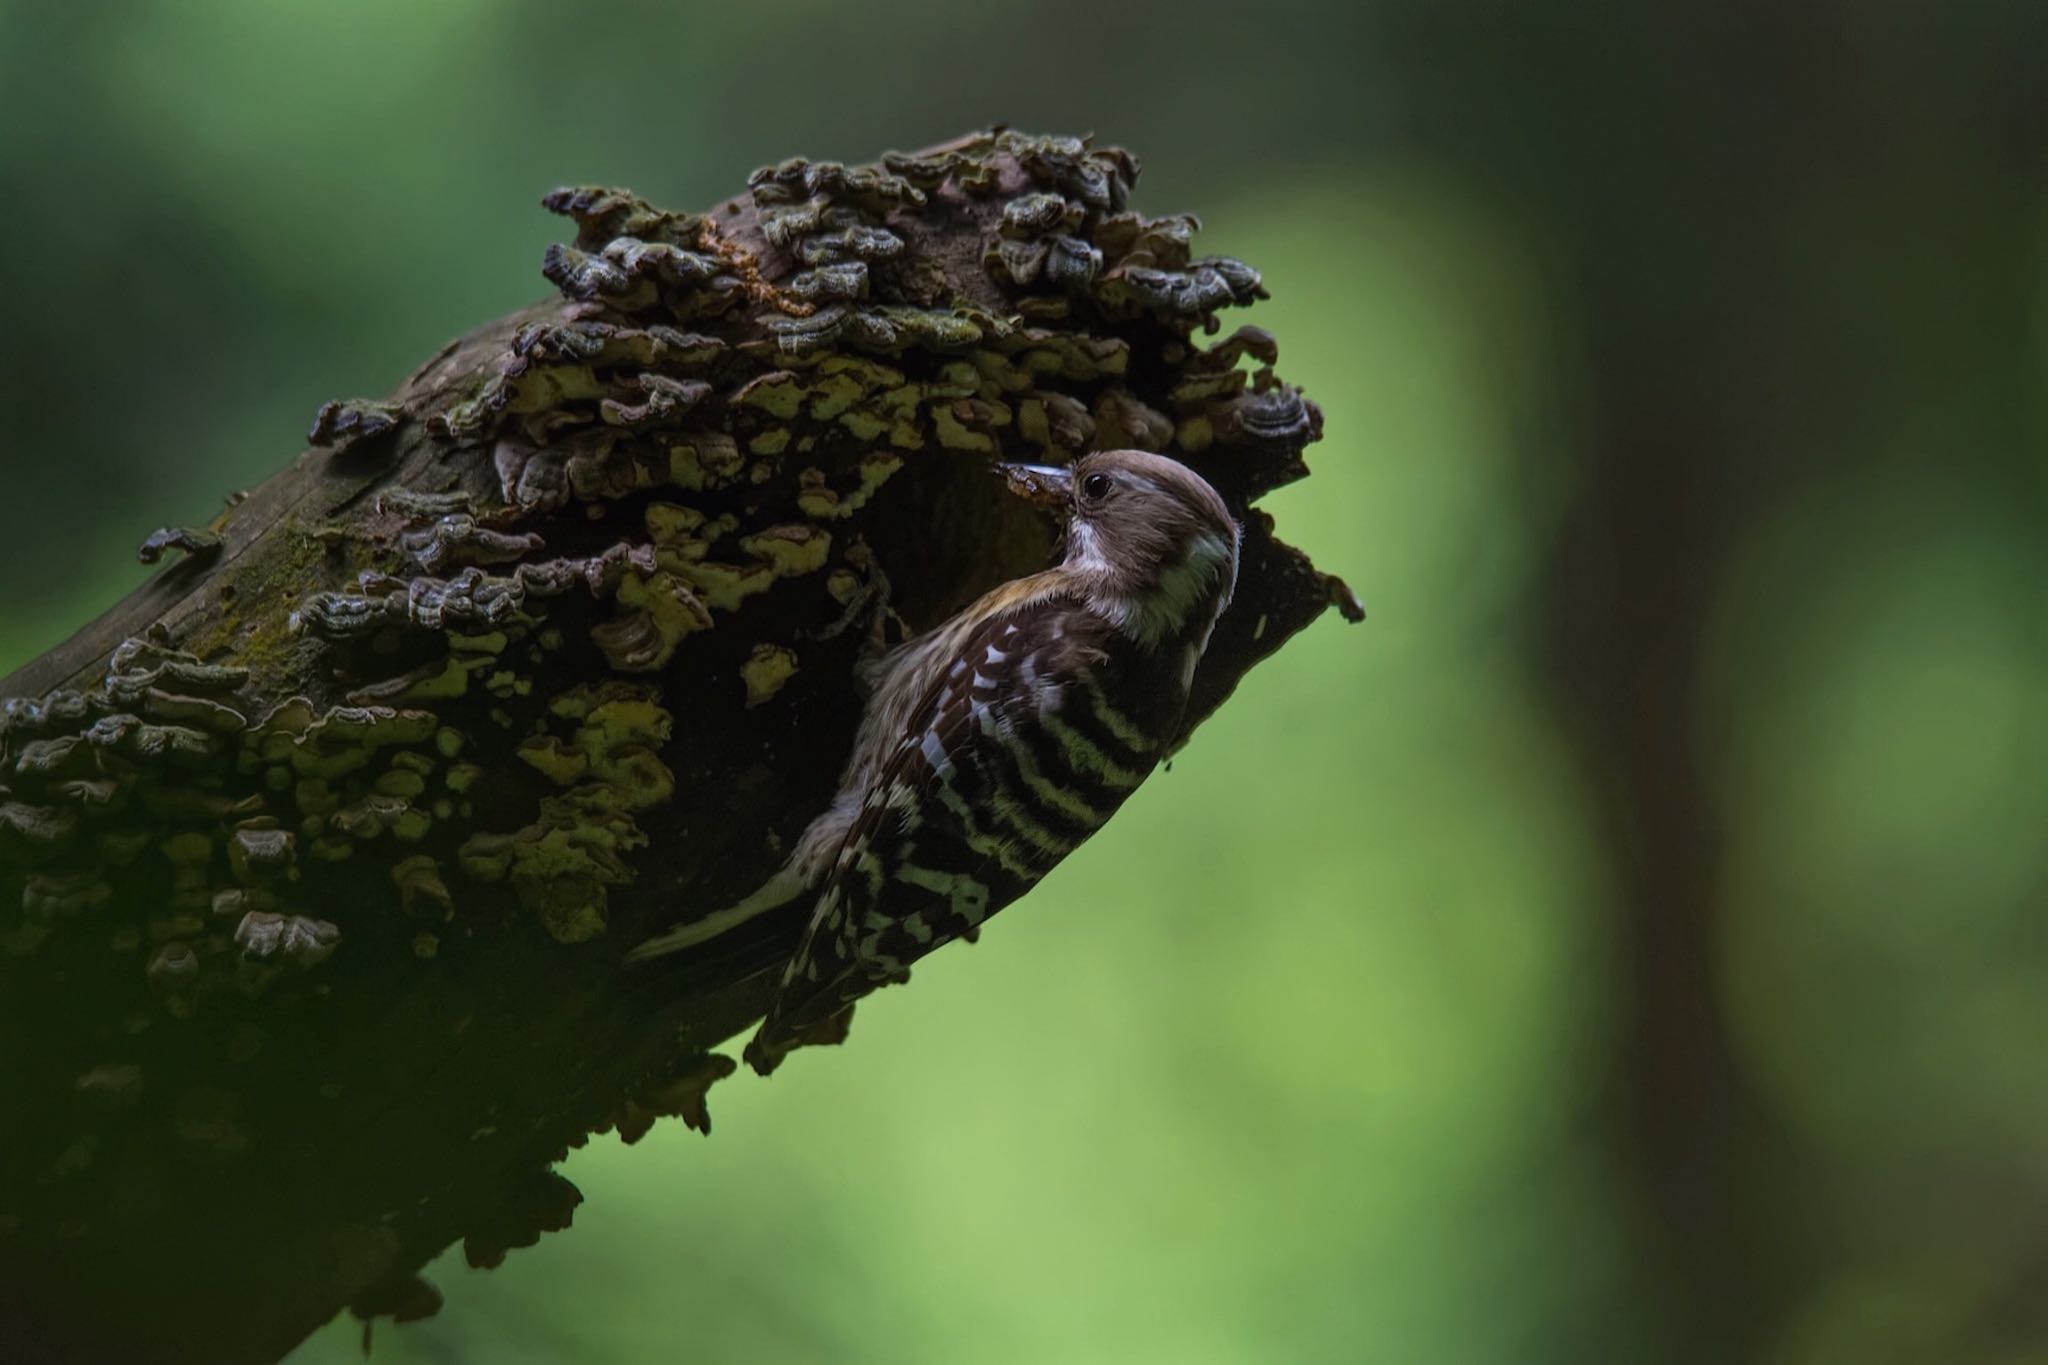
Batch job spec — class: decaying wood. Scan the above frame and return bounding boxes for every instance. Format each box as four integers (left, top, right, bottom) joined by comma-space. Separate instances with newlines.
0, 129, 1356, 1364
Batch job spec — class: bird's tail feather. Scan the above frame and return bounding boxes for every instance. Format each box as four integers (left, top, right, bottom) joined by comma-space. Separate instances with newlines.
623, 864, 808, 964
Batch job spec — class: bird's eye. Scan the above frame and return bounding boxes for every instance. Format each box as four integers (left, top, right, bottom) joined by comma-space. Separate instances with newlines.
1081, 472, 1112, 501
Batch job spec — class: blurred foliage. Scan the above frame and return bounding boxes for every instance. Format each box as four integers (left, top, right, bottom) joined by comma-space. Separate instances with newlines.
3, 1, 2045, 1362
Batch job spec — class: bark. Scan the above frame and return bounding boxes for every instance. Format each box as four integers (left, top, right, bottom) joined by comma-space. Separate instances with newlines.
0, 130, 1354, 1364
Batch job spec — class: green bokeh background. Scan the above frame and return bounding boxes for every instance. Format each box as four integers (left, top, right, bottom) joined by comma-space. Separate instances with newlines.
3, 3, 2044, 1362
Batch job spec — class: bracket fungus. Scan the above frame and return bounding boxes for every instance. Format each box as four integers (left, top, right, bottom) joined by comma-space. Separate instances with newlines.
0, 129, 1356, 1365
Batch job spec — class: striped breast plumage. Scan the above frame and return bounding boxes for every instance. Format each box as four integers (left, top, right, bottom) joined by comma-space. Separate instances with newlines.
745, 588, 1187, 1072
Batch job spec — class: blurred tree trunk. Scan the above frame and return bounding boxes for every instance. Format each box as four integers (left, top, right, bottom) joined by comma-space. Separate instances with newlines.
1385, 0, 2048, 1357
0, 131, 1350, 1364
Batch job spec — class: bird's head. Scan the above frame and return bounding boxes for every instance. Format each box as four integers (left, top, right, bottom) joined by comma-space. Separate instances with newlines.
1002, 449, 1241, 647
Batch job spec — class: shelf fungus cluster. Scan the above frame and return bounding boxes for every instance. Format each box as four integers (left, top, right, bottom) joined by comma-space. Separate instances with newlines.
0, 130, 1354, 1356
0, 123, 1351, 1078
0, 639, 331, 1051
1, 123, 1354, 1017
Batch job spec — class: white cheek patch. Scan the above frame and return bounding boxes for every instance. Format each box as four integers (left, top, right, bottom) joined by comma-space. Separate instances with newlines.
1067, 519, 1110, 572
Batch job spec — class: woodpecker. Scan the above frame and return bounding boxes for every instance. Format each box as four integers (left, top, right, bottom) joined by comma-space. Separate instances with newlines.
628, 448, 1242, 1074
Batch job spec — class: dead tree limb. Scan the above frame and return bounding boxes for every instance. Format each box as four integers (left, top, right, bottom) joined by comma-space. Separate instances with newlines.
0, 129, 1356, 1365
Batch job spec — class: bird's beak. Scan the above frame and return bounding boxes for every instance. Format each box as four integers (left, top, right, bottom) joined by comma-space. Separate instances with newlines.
997, 462, 1072, 510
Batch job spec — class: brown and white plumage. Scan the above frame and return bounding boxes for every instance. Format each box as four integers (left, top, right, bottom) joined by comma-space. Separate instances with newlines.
628, 449, 1241, 1074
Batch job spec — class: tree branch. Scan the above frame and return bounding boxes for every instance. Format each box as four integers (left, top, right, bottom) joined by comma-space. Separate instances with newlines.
0, 129, 1354, 1365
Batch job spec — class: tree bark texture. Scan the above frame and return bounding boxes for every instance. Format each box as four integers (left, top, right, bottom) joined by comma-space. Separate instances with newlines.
0, 129, 1355, 1365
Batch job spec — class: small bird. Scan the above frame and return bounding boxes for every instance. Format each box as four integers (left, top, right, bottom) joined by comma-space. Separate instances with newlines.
628, 448, 1241, 1074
